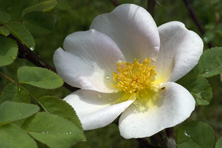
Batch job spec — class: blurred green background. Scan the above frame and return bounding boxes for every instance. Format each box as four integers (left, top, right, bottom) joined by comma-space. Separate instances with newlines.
0, 0, 222, 147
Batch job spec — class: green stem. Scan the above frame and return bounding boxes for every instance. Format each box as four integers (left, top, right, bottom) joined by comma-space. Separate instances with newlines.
182, 0, 212, 48
0, 71, 15, 83
0, 71, 44, 110
19, 86, 45, 111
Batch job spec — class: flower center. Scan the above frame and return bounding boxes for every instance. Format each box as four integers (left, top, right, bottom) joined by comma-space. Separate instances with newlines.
112, 58, 157, 94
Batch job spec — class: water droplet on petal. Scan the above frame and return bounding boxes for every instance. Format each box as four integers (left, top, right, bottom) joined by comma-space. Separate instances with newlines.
117, 60, 123, 63
42, 132, 45, 134
105, 75, 110, 80
184, 130, 190, 137
133, 102, 139, 107
151, 58, 156, 62
65, 132, 69, 135
97, 93, 102, 98
69, 132, 72, 134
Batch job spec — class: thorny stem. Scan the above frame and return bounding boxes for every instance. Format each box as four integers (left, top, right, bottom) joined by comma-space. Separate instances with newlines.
183, 0, 212, 48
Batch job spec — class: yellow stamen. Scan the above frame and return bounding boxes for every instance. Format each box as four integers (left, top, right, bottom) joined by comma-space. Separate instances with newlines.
112, 58, 157, 94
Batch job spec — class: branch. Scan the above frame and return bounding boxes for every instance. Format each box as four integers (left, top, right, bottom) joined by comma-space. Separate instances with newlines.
155, 134, 166, 148
166, 128, 174, 138
147, 0, 156, 17
183, 0, 212, 48
8, 34, 79, 92
110, 0, 119, 7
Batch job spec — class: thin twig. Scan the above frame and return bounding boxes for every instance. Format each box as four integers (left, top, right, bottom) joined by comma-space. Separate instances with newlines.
8, 34, 78, 92
0, 71, 15, 83
20, 85, 43, 106
183, 0, 212, 48
147, 0, 156, 17
110, 0, 119, 7
155, 134, 166, 148
137, 138, 159, 148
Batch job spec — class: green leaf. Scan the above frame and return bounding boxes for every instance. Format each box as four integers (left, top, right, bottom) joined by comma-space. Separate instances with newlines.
0, 124, 37, 148
22, 0, 57, 17
39, 96, 82, 129
6, 21, 35, 48
0, 83, 31, 104
176, 121, 215, 148
17, 66, 64, 89
22, 112, 85, 148
0, 0, 37, 21
195, 47, 222, 78
0, 36, 18, 67
216, 137, 222, 148
0, 11, 10, 24
23, 12, 55, 37
177, 141, 201, 148
0, 101, 39, 126
0, 26, 10, 36
177, 71, 212, 106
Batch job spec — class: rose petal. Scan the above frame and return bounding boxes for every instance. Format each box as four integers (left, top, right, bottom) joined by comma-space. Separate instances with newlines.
64, 90, 135, 130
155, 21, 203, 83
53, 30, 125, 93
90, 4, 160, 62
119, 82, 195, 139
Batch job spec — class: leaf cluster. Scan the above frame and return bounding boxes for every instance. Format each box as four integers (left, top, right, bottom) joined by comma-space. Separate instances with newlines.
0, 0, 85, 148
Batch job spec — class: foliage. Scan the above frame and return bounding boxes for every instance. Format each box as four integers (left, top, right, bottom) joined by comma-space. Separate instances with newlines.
216, 137, 222, 148
0, 83, 31, 103
22, 112, 85, 148
39, 96, 82, 129
17, 66, 64, 89
0, 37, 18, 67
176, 121, 215, 148
0, 0, 222, 147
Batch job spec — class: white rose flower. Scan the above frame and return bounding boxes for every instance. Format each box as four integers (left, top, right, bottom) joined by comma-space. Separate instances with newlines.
53, 4, 203, 139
